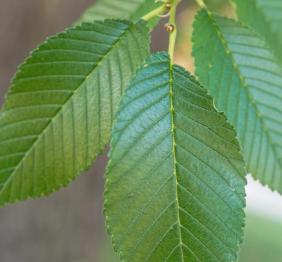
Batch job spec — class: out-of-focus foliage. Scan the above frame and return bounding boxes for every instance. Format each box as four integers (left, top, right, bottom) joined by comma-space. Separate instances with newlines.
239, 214, 282, 262
76, 0, 160, 28
204, 0, 226, 10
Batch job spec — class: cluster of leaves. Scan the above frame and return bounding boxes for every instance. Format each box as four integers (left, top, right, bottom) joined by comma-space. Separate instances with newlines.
0, 0, 281, 261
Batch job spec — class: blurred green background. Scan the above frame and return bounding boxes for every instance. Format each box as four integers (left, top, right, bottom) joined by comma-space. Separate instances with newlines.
0, 0, 281, 261
239, 214, 282, 262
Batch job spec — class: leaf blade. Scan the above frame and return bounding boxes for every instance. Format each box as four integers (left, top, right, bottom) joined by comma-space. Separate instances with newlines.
105, 53, 246, 262
233, 0, 282, 64
192, 10, 282, 192
0, 20, 150, 205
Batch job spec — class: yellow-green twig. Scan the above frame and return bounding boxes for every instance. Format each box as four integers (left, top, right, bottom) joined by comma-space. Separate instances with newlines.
167, 0, 181, 59
142, 4, 168, 21
195, 0, 207, 8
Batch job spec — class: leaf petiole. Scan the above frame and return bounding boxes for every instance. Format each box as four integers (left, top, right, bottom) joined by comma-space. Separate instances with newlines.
195, 0, 207, 8
142, 3, 169, 21
167, 0, 181, 60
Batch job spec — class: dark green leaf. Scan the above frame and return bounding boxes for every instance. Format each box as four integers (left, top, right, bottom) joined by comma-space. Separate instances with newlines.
105, 53, 246, 262
0, 20, 149, 205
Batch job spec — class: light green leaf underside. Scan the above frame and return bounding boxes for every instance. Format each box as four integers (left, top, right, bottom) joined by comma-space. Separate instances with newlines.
0, 20, 149, 206
105, 53, 246, 262
233, 0, 282, 64
77, 0, 160, 28
192, 10, 282, 192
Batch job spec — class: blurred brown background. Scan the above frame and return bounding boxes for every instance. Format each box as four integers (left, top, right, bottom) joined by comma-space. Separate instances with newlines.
0, 1, 109, 261
1, 1, 282, 262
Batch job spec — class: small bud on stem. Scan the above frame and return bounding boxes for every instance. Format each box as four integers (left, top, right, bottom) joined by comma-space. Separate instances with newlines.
165, 23, 175, 33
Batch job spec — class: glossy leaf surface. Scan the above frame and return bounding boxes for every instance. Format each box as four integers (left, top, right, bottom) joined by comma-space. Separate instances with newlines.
105, 53, 246, 262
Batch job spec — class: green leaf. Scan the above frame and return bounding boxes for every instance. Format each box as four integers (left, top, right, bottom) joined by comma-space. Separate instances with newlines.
233, 0, 282, 64
192, 10, 282, 192
105, 53, 246, 262
0, 20, 149, 206
77, 0, 160, 28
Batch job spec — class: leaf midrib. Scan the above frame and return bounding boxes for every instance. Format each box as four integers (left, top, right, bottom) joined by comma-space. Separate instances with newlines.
0, 22, 136, 196
207, 12, 282, 174
168, 61, 185, 261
